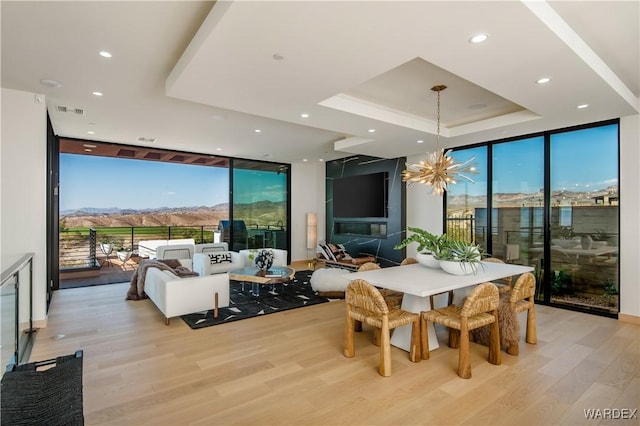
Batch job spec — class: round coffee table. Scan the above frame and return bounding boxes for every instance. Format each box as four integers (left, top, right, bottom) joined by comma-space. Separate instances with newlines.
229, 266, 295, 296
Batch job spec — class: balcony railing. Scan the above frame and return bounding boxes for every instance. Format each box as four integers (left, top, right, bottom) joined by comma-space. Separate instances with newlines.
59, 225, 218, 270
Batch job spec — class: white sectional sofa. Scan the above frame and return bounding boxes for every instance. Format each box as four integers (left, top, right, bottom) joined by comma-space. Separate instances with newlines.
144, 265, 230, 325
192, 251, 244, 276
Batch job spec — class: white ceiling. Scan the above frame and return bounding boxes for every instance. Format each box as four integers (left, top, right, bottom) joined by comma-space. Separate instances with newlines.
2, 1, 638, 164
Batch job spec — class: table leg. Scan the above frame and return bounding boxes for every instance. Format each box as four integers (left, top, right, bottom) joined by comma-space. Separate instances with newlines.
390, 294, 439, 352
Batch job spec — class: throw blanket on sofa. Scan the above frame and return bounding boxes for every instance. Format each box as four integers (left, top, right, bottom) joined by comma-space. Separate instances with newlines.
125, 259, 199, 301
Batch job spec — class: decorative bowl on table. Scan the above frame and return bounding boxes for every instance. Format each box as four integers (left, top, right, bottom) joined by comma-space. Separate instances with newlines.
416, 252, 440, 269
440, 260, 478, 276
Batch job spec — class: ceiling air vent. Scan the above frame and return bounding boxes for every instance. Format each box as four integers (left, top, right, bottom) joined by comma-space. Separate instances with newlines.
55, 105, 85, 115
137, 137, 156, 143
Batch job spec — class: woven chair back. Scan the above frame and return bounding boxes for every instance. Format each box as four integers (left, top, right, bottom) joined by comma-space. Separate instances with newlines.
358, 262, 380, 272
346, 279, 389, 316
510, 272, 536, 302
460, 282, 499, 317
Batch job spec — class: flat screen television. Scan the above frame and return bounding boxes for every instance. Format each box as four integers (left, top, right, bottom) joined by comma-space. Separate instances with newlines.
333, 172, 388, 218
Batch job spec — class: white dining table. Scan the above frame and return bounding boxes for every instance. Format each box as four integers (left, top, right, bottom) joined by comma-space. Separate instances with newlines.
345, 261, 534, 352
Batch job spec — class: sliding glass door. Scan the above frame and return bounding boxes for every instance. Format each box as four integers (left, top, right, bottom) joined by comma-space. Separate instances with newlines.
446, 120, 619, 316
548, 124, 619, 313
229, 159, 290, 255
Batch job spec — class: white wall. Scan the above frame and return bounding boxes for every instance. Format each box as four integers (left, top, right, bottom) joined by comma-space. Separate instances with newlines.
1, 88, 48, 324
290, 162, 325, 262
619, 114, 639, 318
406, 117, 640, 319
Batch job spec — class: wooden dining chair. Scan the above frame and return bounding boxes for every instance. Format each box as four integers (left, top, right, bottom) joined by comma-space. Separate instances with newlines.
483, 257, 513, 293
356, 262, 404, 309
420, 282, 501, 379
344, 279, 421, 376
506, 272, 537, 355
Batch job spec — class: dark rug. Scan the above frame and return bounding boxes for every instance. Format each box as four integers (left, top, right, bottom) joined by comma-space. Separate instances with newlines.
181, 270, 330, 329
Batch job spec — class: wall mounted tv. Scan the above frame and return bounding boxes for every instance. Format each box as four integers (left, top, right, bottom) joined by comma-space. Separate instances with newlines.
333, 172, 388, 218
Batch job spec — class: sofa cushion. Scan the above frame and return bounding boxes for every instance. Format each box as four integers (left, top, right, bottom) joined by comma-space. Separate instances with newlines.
208, 252, 232, 264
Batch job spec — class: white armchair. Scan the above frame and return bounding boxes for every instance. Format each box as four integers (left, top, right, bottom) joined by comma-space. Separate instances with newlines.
239, 249, 288, 267
195, 242, 228, 253
193, 251, 244, 276
156, 244, 195, 270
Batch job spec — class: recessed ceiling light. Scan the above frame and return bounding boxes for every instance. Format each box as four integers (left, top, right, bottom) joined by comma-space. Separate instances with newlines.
577, 104, 590, 109
303, 159, 308, 162
300, 113, 309, 118
319, 159, 324, 162
368, 129, 376, 133
92, 91, 103, 96
536, 77, 551, 84
216, 148, 222, 151
211, 114, 225, 120
417, 140, 424, 144
40, 78, 62, 88
83, 144, 97, 148
469, 33, 489, 44
84, 149, 92, 152
254, 129, 261, 133
99, 51, 112, 58
87, 131, 95, 135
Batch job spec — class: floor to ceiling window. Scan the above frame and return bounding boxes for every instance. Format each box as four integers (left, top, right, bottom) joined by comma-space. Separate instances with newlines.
445, 120, 619, 317
445, 146, 487, 245
54, 140, 291, 288
548, 124, 619, 314
229, 159, 290, 254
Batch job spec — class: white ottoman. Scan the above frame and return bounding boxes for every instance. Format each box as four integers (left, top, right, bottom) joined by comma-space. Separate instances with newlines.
310, 268, 353, 298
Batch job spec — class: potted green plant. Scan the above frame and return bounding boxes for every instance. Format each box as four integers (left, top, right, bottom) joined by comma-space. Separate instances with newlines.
394, 227, 447, 268
116, 242, 132, 263
100, 236, 114, 256
436, 238, 486, 275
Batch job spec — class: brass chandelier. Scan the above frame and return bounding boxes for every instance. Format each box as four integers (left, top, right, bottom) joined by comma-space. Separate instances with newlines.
402, 85, 477, 195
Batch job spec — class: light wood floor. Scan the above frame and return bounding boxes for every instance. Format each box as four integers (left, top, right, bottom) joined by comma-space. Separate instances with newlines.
30, 277, 639, 426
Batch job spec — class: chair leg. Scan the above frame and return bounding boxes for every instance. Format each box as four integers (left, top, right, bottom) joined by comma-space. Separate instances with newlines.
409, 320, 421, 363
429, 295, 435, 310
488, 311, 502, 366
458, 325, 471, 379
379, 324, 392, 377
373, 328, 382, 346
344, 314, 355, 358
420, 316, 430, 360
448, 328, 460, 349
506, 341, 520, 356
525, 305, 537, 344
213, 292, 219, 319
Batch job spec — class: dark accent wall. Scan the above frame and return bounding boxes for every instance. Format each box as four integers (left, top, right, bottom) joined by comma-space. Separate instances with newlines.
326, 155, 405, 267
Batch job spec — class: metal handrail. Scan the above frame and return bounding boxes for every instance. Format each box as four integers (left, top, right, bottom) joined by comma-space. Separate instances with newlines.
1, 252, 35, 367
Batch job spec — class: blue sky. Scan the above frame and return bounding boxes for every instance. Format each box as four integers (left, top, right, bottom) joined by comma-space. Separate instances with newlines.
60, 155, 288, 211
447, 124, 618, 196
60, 155, 229, 210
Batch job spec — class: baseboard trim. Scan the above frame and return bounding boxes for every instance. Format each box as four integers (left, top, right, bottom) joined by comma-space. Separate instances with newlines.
618, 313, 640, 324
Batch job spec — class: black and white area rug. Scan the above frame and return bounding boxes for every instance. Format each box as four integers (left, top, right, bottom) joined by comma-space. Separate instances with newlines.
181, 270, 330, 329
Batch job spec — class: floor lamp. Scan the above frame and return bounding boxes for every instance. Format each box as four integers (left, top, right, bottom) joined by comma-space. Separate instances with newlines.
306, 213, 317, 269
